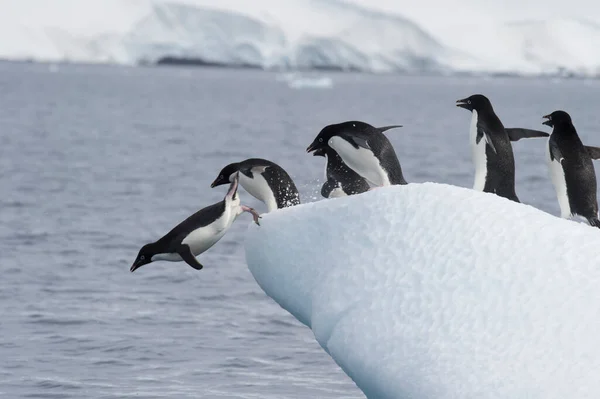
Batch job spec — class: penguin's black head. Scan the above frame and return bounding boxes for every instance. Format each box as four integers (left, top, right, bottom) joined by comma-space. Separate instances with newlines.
307, 121, 376, 154
130, 243, 156, 272
456, 94, 492, 112
542, 110, 572, 127
211, 163, 240, 188
307, 124, 338, 154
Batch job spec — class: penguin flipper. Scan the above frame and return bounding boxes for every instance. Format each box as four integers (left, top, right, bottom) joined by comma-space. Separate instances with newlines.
340, 132, 370, 150
176, 244, 204, 270
549, 140, 564, 163
241, 165, 269, 177
506, 128, 550, 141
238, 164, 253, 177
476, 126, 497, 154
585, 145, 600, 160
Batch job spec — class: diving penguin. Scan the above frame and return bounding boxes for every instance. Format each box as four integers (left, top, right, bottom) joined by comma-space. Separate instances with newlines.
131, 172, 260, 272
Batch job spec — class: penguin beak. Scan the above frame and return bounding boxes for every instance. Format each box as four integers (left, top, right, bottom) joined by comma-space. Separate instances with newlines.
130, 258, 150, 272
210, 174, 229, 188
542, 115, 553, 127
306, 139, 323, 154
312, 148, 326, 157
456, 98, 471, 110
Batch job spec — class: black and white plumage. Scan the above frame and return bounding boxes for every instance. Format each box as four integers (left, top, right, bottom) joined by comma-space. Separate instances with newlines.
312, 147, 370, 198
456, 94, 549, 202
211, 158, 300, 213
312, 125, 404, 198
306, 121, 406, 187
542, 110, 600, 228
130, 173, 260, 272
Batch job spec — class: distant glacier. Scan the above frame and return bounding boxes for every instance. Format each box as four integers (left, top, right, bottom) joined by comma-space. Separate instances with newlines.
1, 0, 599, 77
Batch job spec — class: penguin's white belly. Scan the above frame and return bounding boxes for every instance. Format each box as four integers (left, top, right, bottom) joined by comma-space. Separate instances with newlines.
152, 203, 239, 263
470, 110, 487, 191
546, 140, 571, 218
329, 136, 390, 186
152, 227, 229, 262
181, 207, 237, 257
239, 172, 277, 213
182, 223, 229, 256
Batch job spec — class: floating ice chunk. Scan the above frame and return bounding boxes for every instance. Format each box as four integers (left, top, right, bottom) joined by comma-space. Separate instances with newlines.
285, 76, 333, 89
275, 72, 333, 89
245, 182, 600, 399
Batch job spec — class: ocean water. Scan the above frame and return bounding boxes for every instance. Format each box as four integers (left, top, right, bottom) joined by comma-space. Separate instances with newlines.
1, 62, 599, 399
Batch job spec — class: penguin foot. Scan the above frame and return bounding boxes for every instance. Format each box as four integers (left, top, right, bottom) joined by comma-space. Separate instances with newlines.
242, 205, 262, 226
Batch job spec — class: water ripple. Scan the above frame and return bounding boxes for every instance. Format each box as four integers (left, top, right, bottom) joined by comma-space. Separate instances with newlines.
1, 64, 579, 399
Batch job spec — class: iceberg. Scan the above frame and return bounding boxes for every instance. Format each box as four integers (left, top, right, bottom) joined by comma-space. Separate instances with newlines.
276, 72, 334, 89
245, 182, 600, 399
2, 0, 600, 76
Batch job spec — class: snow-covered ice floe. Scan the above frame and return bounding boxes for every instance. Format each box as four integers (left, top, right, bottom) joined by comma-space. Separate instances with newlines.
245, 182, 600, 399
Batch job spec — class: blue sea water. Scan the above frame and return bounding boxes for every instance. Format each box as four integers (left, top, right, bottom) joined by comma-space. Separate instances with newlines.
1, 62, 599, 398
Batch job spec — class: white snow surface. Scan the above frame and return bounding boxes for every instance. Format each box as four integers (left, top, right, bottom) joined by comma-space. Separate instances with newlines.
245, 182, 600, 399
2, 0, 600, 76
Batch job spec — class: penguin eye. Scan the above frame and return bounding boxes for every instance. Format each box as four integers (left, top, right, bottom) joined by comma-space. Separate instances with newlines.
467, 100, 471, 104
219, 175, 224, 179
140, 255, 145, 260
319, 138, 323, 142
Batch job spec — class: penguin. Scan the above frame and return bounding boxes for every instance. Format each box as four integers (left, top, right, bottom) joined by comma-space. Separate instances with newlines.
312, 147, 370, 198
210, 158, 300, 213
306, 121, 406, 187
311, 125, 404, 198
130, 172, 260, 272
542, 110, 600, 228
456, 94, 549, 202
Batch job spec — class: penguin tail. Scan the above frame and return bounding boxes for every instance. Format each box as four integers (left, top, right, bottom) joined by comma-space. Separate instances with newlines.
587, 217, 600, 229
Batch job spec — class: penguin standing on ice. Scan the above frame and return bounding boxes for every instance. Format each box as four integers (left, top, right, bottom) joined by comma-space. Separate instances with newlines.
130, 173, 260, 272
456, 94, 549, 202
306, 121, 406, 187
211, 158, 300, 213
542, 110, 600, 228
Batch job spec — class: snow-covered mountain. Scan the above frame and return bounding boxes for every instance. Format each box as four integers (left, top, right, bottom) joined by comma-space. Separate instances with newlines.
1, 0, 599, 77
